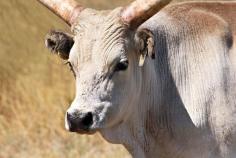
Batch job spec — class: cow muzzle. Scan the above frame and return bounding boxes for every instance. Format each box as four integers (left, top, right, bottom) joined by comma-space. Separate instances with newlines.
65, 111, 95, 134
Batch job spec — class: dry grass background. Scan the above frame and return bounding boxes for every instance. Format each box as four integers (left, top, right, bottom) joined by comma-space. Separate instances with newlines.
0, 1, 132, 158
0, 0, 234, 158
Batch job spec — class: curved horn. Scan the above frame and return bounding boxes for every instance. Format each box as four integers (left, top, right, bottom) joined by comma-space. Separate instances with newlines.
37, 0, 84, 26
121, 0, 171, 28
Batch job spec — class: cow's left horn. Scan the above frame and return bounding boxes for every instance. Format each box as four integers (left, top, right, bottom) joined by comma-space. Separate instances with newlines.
37, 0, 84, 26
121, 0, 171, 28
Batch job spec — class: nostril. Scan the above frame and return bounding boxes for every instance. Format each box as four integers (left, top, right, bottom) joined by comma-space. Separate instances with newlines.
66, 112, 80, 132
81, 112, 93, 128
66, 112, 73, 121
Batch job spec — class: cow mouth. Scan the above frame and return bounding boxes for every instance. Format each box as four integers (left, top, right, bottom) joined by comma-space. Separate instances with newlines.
67, 124, 98, 135
74, 128, 97, 135
68, 124, 99, 135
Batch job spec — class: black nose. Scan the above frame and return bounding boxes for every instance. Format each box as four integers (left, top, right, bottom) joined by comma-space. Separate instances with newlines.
66, 112, 93, 132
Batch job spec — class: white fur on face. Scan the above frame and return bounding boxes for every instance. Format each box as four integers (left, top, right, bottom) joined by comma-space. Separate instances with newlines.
65, 8, 141, 131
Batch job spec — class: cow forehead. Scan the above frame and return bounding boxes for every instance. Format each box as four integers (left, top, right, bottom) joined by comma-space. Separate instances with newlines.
72, 7, 125, 36
70, 7, 129, 70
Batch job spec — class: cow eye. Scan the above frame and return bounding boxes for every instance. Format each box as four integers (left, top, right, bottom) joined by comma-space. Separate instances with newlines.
114, 59, 129, 72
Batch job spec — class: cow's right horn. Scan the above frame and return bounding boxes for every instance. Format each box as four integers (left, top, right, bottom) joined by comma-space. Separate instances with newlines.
37, 0, 84, 26
121, 0, 171, 29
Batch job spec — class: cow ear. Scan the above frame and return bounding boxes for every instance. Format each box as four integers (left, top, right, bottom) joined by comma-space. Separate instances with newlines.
135, 29, 155, 67
45, 30, 74, 60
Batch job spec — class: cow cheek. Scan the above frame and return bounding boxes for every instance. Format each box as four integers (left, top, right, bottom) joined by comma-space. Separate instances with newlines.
105, 76, 133, 123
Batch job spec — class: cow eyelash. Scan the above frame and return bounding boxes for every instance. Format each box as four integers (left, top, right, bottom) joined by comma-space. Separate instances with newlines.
65, 61, 76, 77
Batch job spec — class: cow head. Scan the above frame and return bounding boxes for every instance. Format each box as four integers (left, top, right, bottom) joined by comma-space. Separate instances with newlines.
39, 0, 170, 134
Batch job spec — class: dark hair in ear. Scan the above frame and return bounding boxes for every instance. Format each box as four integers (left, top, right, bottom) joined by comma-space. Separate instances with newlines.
135, 28, 155, 66
45, 30, 74, 60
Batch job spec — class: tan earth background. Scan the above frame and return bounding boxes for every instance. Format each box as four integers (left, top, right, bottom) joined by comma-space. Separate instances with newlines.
0, 0, 234, 158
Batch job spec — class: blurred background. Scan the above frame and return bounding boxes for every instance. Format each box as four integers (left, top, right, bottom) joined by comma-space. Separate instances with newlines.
0, 0, 234, 158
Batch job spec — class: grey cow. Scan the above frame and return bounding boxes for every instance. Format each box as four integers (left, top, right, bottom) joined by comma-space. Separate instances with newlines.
38, 0, 236, 157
